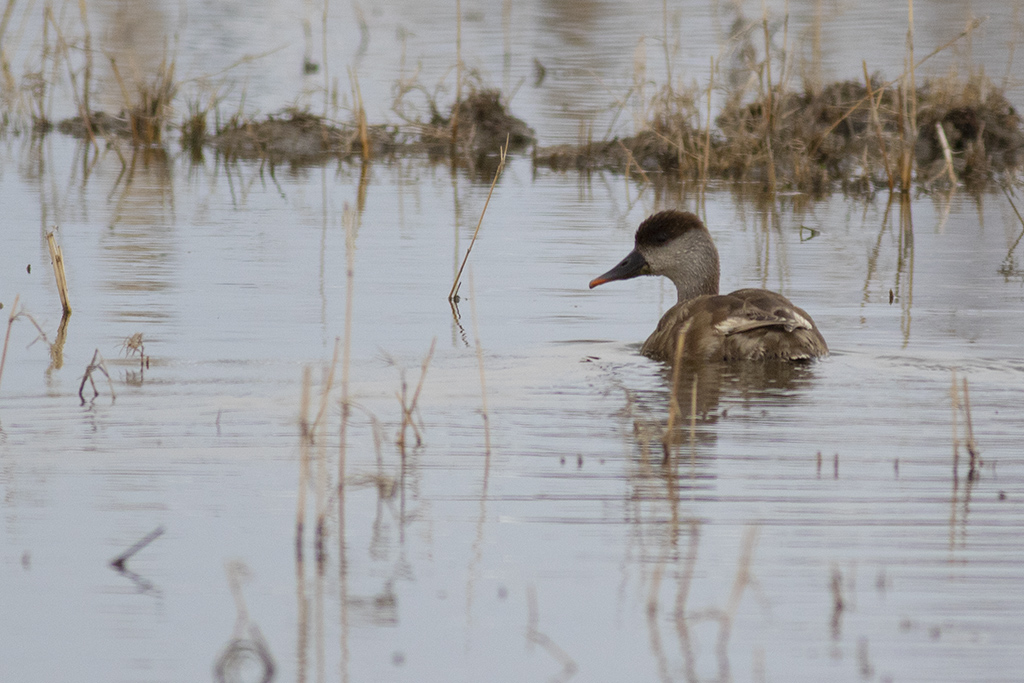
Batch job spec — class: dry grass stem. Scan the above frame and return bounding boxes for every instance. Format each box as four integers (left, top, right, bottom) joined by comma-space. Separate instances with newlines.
396, 338, 436, 451
935, 122, 958, 184
47, 231, 72, 316
110, 526, 164, 571
448, 135, 509, 302
0, 294, 20, 394
312, 338, 341, 429
78, 348, 115, 403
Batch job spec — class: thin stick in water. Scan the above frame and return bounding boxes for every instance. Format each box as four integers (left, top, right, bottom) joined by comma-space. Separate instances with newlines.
110, 526, 165, 570
448, 135, 509, 302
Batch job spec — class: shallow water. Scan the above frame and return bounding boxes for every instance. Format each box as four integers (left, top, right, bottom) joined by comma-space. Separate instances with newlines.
3, 2, 1024, 683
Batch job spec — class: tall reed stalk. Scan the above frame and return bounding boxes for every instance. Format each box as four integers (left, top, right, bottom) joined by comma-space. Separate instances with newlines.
449, 136, 509, 302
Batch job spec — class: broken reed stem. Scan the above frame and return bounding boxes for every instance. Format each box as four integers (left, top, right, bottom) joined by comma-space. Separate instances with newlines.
78, 348, 115, 403
110, 526, 164, 570
297, 366, 313, 562
46, 231, 71, 315
397, 339, 436, 450
448, 135, 509, 302
0, 294, 18, 394
935, 122, 958, 184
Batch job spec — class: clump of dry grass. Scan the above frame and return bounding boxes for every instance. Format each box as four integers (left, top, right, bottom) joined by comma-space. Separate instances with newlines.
536, 10, 1021, 193
536, 68, 1024, 193
392, 66, 534, 160
180, 100, 209, 160
210, 108, 400, 163
56, 56, 179, 146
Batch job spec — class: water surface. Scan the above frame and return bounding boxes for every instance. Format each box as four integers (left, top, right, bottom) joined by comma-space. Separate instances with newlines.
2, 2, 1024, 683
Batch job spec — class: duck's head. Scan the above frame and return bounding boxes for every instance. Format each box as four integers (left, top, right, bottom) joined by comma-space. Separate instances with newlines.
589, 210, 720, 303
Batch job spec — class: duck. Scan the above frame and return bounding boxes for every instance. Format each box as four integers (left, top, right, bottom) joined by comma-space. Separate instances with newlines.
589, 209, 828, 363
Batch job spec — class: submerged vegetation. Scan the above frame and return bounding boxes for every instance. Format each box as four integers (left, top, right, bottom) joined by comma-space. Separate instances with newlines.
1, 4, 1022, 193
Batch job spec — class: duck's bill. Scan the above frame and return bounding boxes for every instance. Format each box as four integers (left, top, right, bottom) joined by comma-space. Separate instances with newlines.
589, 248, 650, 288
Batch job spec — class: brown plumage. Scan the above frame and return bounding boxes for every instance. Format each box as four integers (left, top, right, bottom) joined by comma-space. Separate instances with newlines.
589, 210, 828, 363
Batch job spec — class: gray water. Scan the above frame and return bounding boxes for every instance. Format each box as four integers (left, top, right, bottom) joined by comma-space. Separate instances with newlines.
3, 1, 1024, 682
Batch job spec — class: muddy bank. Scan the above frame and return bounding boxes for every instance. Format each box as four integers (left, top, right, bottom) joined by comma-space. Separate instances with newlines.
53, 88, 534, 167
46, 77, 1023, 191
534, 76, 1023, 192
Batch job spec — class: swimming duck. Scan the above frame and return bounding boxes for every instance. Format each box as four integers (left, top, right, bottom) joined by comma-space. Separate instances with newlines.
589, 210, 828, 363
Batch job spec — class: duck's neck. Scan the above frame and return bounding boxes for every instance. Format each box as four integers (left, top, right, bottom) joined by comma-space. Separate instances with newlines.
669, 246, 720, 304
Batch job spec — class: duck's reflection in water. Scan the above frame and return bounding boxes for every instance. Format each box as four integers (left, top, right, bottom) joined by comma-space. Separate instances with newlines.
617, 360, 819, 682
623, 359, 821, 486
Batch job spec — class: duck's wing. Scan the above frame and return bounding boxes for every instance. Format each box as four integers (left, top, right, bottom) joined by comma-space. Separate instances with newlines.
641, 289, 828, 362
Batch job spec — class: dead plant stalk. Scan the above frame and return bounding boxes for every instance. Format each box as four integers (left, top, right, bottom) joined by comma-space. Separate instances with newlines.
448, 135, 509, 301
397, 339, 436, 451
46, 231, 72, 315
78, 349, 115, 403
0, 294, 19, 394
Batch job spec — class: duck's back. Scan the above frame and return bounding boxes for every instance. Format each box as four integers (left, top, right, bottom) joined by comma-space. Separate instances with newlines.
641, 288, 828, 362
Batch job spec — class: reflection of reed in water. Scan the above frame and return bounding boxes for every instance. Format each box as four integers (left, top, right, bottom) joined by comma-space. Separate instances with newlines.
630, 358, 821, 466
